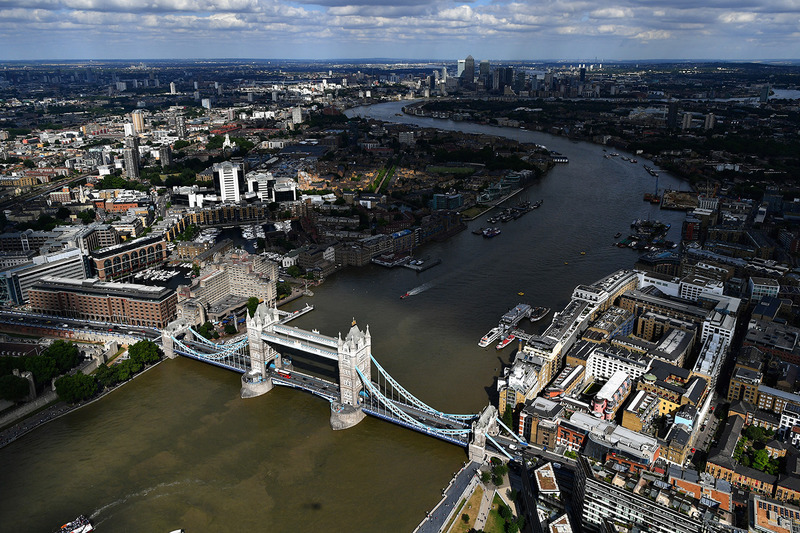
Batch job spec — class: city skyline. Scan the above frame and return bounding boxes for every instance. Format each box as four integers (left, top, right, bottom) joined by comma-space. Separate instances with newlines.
1, 0, 799, 62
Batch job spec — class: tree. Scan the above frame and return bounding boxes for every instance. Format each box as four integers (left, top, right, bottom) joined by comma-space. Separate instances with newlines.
54, 373, 98, 403
752, 449, 770, 471
287, 265, 302, 278
277, 281, 291, 299
22, 159, 35, 168
128, 340, 162, 366
44, 340, 80, 373
461, 513, 469, 523
247, 297, 260, 318
224, 323, 237, 335
480, 471, 491, 483
0, 374, 30, 402
56, 206, 71, 220
77, 209, 96, 224
25, 355, 57, 385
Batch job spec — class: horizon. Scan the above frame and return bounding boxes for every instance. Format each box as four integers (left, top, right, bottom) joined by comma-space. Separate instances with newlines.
3, 57, 800, 65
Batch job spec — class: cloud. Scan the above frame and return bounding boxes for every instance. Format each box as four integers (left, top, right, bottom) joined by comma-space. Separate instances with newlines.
0, 0, 799, 59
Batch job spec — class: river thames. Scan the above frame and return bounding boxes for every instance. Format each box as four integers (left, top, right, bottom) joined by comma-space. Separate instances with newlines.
0, 100, 690, 532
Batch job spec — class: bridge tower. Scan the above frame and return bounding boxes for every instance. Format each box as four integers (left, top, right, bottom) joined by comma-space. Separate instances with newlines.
330, 320, 371, 430
241, 302, 279, 398
469, 405, 499, 462
161, 319, 194, 359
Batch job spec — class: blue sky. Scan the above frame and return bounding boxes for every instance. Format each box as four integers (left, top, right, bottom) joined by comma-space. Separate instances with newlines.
0, 0, 799, 60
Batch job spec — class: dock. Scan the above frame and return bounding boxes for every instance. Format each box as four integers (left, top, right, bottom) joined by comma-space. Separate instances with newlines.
403, 257, 441, 272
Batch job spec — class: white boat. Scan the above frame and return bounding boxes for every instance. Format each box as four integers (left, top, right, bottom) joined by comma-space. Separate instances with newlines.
478, 327, 503, 348
59, 515, 93, 533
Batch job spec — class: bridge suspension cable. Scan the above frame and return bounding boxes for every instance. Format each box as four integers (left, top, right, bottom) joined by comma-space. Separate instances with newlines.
369, 355, 476, 422
171, 335, 248, 361
356, 368, 470, 436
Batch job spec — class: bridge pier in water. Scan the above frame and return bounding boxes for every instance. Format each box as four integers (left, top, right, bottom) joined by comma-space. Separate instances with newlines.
330, 320, 371, 430
240, 304, 280, 398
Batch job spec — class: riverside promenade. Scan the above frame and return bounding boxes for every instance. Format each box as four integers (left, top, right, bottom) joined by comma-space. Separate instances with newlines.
414, 461, 480, 533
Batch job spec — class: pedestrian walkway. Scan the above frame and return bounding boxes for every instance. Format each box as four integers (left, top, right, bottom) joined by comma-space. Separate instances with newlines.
472, 482, 495, 531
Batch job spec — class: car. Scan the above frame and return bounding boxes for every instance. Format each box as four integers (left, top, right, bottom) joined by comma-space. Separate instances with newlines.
691, 447, 696, 453
509, 444, 517, 451
552, 462, 562, 469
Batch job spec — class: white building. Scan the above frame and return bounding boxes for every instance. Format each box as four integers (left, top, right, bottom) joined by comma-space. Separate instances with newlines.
749, 277, 780, 302
213, 161, 244, 203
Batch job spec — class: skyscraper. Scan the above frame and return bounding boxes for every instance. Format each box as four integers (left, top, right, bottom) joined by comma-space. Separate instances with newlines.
175, 116, 187, 139
463, 55, 475, 82
457, 59, 466, 78
479, 60, 490, 78
169, 82, 177, 94
667, 101, 678, 129
123, 147, 140, 179
213, 160, 245, 203
159, 145, 173, 168
130, 110, 145, 133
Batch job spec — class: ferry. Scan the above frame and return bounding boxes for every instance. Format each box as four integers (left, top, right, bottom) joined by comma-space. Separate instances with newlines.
478, 327, 503, 348
501, 304, 532, 328
529, 307, 551, 322
496, 334, 516, 350
58, 516, 93, 533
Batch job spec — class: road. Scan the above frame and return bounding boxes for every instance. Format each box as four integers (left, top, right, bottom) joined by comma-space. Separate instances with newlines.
0, 310, 160, 341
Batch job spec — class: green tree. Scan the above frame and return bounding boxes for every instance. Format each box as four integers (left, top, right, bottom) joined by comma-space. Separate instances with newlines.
0, 374, 30, 402
22, 159, 35, 168
54, 373, 98, 403
277, 281, 291, 299
480, 471, 491, 483
247, 297, 260, 318
287, 265, 302, 278
25, 355, 57, 385
224, 323, 237, 335
128, 340, 162, 366
77, 209, 96, 224
461, 513, 469, 523
56, 207, 71, 220
44, 340, 81, 373
752, 449, 770, 471
95, 363, 119, 389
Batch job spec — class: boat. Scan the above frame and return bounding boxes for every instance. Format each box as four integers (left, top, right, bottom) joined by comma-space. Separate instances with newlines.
478, 327, 503, 348
58, 516, 93, 533
400, 292, 410, 299
472, 227, 485, 235
496, 334, 516, 350
482, 227, 501, 238
614, 232, 622, 238
529, 307, 551, 322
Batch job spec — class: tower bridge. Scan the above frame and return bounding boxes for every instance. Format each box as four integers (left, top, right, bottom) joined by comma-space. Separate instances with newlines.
162, 302, 524, 460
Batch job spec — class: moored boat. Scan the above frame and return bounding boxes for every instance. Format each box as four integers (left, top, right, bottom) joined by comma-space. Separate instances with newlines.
478, 326, 503, 348
529, 307, 551, 322
496, 334, 516, 350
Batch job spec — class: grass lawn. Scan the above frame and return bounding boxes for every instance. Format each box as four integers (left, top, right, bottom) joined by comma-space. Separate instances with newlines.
449, 485, 485, 533
483, 494, 509, 533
